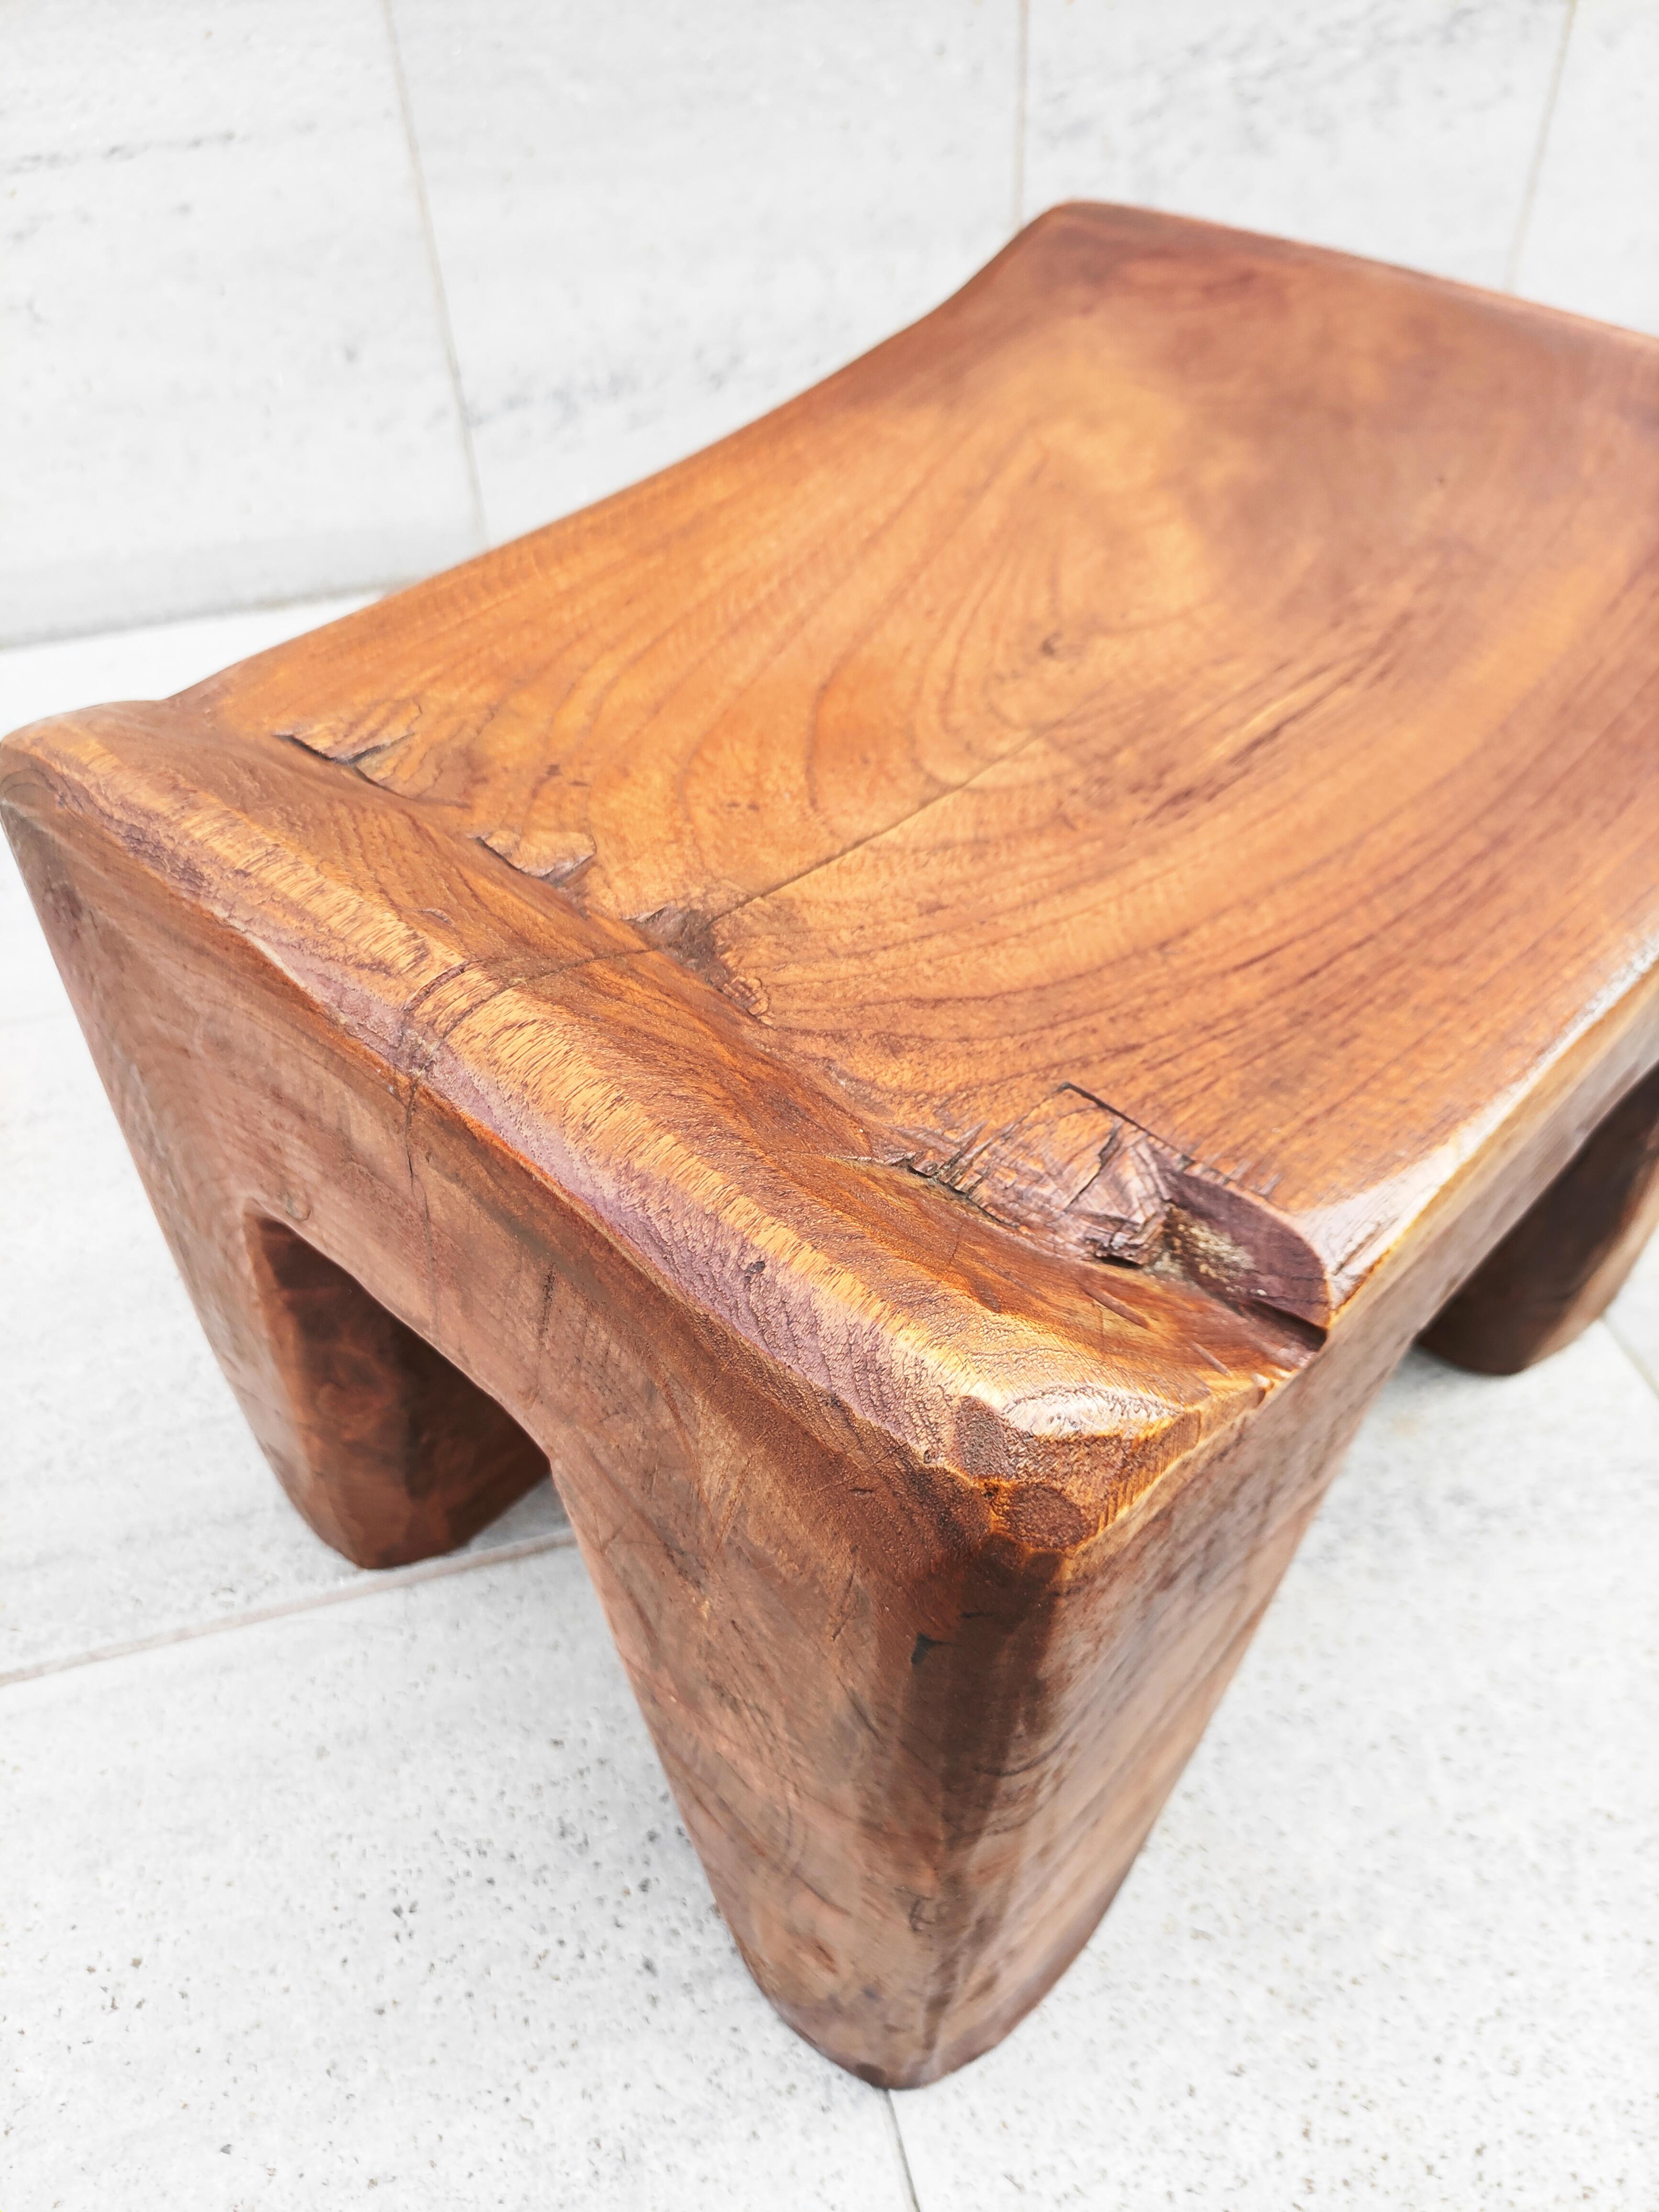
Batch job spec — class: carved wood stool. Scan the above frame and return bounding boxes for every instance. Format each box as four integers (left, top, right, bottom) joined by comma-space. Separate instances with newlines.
7, 206, 1658, 2087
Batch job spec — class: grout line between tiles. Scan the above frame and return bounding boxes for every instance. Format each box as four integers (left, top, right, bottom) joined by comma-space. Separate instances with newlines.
1604, 1311, 1659, 1405
1504, 0, 1579, 290
0, 1528, 579, 1694
882, 2090, 925, 2212
380, 0, 490, 553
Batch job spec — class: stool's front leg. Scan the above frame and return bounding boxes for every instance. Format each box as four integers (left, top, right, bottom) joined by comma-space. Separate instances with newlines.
535, 1272, 1391, 2088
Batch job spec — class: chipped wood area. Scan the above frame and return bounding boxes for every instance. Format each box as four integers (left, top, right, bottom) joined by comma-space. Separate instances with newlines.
898, 1084, 1332, 1327
915, 1087, 1171, 1261
234, 724, 1324, 1317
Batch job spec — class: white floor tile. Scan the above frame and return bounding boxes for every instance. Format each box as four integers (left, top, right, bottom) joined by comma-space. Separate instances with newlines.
895, 1334, 1659, 2208
390, 0, 1022, 545
0, 601, 564, 1678
1514, 0, 1659, 335
1024, 0, 1569, 289
1609, 1230, 1659, 1399
0, 1550, 912, 2209
0, 594, 376, 743
0, 1, 481, 646
1, 597, 373, 1028
0, 826, 66, 1030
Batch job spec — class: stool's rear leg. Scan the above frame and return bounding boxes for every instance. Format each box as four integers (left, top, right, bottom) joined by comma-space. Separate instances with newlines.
242, 1217, 548, 1568
1422, 1061, 1659, 1375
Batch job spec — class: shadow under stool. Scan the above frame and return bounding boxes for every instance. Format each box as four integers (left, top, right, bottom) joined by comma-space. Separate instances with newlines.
6, 203, 1658, 2087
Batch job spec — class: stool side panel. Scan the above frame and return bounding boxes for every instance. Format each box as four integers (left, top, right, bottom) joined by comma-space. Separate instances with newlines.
3, 716, 1390, 2085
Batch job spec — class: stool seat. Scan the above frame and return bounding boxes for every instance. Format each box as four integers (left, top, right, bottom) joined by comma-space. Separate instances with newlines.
7, 203, 1659, 2087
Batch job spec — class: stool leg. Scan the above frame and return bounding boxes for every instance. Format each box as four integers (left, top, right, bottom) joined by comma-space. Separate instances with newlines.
1421, 1062, 1659, 1375
121, 1128, 547, 1571
519, 1238, 1396, 2089
4, 803, 547, 1572
115, 1167, 547, 1571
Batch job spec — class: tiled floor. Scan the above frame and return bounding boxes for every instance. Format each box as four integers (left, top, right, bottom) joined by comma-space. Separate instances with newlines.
3, 604, 1658, 2204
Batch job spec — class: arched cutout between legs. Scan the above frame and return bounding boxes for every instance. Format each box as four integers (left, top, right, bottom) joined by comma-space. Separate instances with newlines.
245, 1215, 549, 1568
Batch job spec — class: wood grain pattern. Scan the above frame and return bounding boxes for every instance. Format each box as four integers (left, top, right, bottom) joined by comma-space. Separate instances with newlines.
190, 203, 1659, 1326
5, 204, 1658, 2085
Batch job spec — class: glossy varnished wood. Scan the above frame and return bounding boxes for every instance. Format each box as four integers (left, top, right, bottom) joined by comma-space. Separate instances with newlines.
5, 205, 1658, 2085
190, 203, 1659, 1325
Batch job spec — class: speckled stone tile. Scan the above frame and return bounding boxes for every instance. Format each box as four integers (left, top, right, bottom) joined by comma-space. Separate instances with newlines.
1515, 0, 1659, 334
1024, 0, 1569, 288
1608, 1229, 1659, 1400
0, 1549, 912, 2209
1, 601, 376, 1025
0, 596, 376, 750
0, 0, 480, 644
389, 0, 1022, 544
895, 1333, 1659, 2209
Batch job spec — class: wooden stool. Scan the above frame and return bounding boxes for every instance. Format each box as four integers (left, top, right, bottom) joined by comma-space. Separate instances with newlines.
7, 205, 1658, 2088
